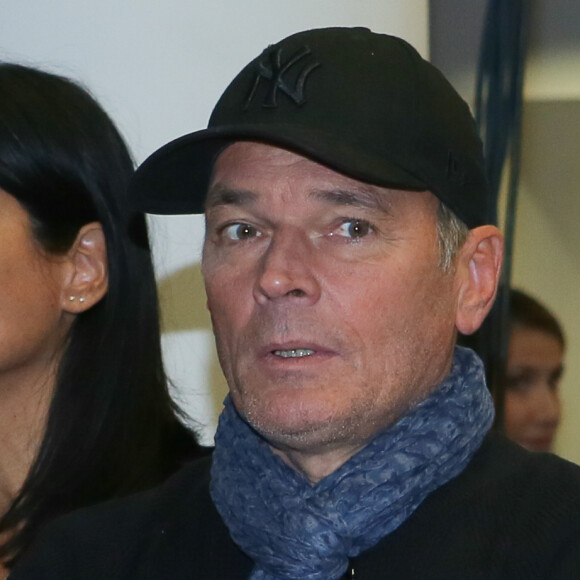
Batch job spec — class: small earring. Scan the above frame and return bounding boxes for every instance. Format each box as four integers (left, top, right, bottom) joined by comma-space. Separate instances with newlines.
69, 296, 76, 301
79, 297, 86, 303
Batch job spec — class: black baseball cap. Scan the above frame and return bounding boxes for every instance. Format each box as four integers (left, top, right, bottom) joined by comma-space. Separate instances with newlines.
130, 27, 490, 228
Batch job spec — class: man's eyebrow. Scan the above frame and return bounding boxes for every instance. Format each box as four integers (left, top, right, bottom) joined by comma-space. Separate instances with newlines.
205, 185, 257, 209
311, 188, 392, 212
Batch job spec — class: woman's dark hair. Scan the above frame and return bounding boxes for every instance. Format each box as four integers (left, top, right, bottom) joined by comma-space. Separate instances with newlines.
0, 63, 203, 561
509, 288, 565, 349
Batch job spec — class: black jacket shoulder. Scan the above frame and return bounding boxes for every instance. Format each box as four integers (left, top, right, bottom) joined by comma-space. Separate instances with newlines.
351, 433, 580, 579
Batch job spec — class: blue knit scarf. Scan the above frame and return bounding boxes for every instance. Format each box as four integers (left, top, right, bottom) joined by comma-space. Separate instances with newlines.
210, 347, 494, 580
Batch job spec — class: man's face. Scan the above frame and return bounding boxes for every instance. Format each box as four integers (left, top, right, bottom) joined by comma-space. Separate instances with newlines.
203, 142, 462, 456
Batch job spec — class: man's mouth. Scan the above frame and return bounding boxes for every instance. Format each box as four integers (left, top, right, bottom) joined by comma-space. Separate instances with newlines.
273, 348, 316, 358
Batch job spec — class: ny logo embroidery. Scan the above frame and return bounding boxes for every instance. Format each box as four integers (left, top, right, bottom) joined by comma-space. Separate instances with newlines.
244, 46, 320, 109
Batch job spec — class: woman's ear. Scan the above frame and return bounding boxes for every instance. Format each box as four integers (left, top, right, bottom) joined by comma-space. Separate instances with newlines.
455, 225, 503, 336
61, 222, 109, 313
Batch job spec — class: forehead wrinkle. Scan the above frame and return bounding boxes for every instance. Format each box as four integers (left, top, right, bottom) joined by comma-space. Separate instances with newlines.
310, 186, 393, 214
205, 184, 258, 210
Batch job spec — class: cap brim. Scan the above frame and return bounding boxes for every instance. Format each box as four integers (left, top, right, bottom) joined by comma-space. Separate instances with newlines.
129, 124, 429, 215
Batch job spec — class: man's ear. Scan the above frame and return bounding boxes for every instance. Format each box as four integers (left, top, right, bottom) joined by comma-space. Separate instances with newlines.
61, 222, 109, 313
455, 225, 503, 336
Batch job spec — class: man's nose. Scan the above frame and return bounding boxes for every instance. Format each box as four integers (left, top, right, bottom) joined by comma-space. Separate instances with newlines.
254, 229, 321, 304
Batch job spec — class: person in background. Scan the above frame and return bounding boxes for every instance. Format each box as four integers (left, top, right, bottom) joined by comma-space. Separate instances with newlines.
503, 288, 565, 452
0, 63, 204, 576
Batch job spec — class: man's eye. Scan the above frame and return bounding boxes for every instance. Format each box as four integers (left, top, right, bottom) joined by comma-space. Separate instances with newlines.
336, 219, 372, 239
223, 223, 261, 241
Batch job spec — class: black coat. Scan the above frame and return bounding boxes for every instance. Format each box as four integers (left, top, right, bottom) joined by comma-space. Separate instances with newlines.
10, 434, 580, 579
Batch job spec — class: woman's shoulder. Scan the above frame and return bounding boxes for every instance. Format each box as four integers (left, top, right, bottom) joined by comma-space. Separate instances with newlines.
78, 452, 213, 529
10, 454, 215, 579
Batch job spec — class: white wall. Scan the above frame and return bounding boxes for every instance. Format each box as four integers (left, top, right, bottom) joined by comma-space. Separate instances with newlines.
1, 1, 429, 444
